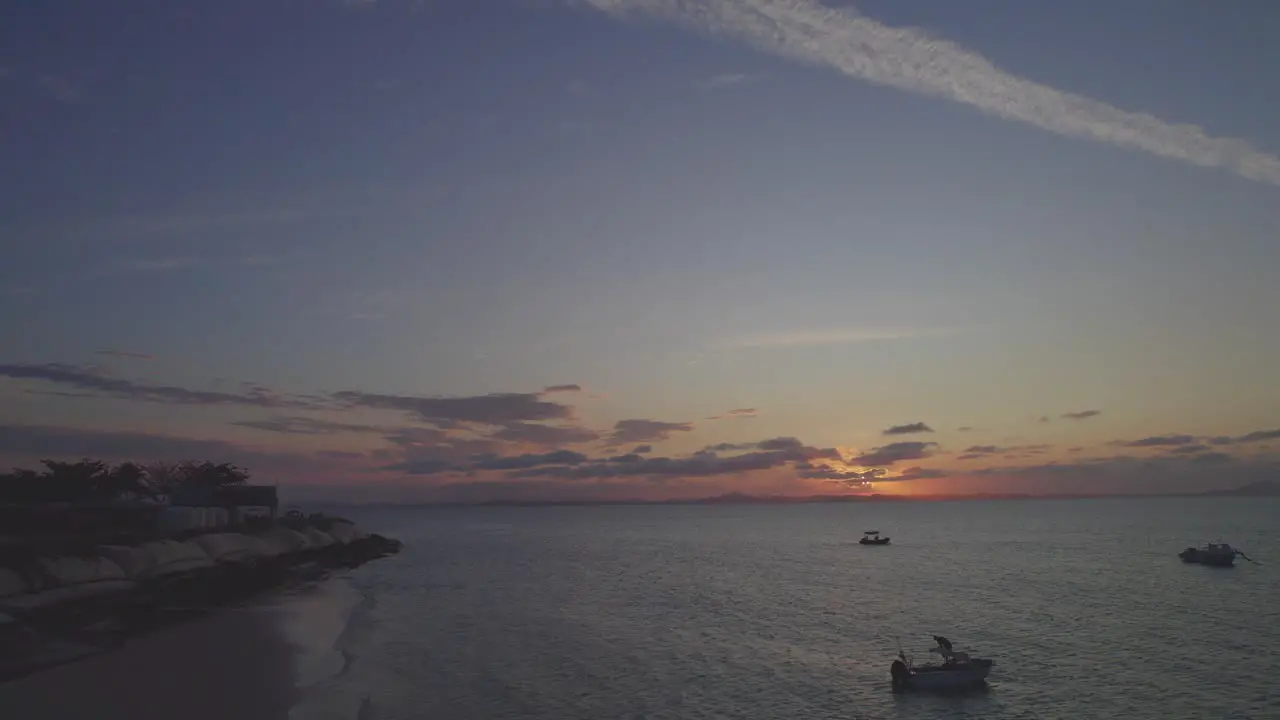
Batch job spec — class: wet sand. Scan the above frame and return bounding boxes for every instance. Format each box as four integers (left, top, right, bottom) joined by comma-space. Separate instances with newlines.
0, 608, 297, 720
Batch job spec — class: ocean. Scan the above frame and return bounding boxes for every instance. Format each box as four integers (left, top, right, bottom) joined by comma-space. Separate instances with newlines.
280, 498, 1280, 720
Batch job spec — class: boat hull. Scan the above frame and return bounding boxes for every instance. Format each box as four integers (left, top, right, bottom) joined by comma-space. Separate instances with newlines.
1179, 548, 1235, 566
859, 538, 890, 545
891, 659, 991, 692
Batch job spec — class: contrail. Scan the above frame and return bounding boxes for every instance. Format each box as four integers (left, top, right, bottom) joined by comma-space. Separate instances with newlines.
723, 326, 964, 349
581, 0, 1280, 187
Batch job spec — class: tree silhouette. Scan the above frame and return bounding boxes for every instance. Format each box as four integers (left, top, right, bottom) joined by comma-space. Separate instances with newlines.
0, 458, 250, 505
105, 462, 154, 500
142, 461, 184, 493
0, 468, 46, 504
174, 461, 251, 489
40, 458, 110, 502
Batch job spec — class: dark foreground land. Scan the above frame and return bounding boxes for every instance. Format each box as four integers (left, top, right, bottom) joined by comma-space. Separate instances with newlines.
1, 510, 401, 689
0, 605, 297, 720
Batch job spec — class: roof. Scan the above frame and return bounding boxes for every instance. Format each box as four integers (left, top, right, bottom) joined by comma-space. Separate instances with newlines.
218, 485, 279, 508
170, 484, 278, 508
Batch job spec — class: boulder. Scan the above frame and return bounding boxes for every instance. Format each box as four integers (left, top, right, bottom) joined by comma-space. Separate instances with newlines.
0, 568, 29, 598
192, 533, 268, 564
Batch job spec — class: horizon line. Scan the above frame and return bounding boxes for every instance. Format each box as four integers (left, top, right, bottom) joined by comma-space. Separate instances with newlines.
288, 483, 1277, 507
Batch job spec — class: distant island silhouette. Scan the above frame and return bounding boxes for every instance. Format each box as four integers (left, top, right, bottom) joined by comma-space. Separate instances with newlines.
358, 480, 1280, 508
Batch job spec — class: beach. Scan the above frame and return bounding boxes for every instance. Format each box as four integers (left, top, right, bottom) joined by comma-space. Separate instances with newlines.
0, 607, 297, 720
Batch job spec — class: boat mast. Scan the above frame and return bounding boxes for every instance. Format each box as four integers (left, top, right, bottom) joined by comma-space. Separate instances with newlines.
895, 636, 910, 668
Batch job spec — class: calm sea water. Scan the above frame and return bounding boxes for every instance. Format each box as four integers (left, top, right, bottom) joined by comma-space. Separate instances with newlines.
286, 498, 1280, 720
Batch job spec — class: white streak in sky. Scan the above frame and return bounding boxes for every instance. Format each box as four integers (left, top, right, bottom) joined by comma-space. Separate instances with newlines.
723, 326, 964, 349
582, 0, 1280, 187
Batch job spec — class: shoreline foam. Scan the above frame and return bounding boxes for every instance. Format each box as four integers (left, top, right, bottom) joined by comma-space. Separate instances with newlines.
282, 578, 377, 720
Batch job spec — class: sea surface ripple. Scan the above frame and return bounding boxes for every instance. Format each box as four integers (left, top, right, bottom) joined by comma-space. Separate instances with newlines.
291, 498, 1279, 720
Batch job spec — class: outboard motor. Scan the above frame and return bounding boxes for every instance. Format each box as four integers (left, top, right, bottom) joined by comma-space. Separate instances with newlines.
890, 659, 910, 692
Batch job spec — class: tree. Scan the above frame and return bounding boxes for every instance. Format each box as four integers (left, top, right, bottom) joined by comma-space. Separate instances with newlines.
175, 461, 251, 489
105, 462, 154, 501
0, 468, 45, 504
143, 461, 185, 493
40, 458, 110, 502
0, 458, 253, 505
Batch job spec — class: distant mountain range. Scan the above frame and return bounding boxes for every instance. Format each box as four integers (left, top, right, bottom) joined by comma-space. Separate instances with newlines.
318, 480, 1280, 508
444, 481, 1280, 507
1196, 480, 1280, 497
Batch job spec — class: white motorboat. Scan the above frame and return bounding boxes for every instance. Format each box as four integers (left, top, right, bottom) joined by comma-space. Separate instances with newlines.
859, 530, 890, 545
1178, 542, 1256, 567
890, 635, 993, 692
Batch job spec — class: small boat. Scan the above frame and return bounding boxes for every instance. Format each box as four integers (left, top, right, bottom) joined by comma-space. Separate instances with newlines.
890, 635, 993, 692
859, 530, 890, 545
1178, 543, 1255, 567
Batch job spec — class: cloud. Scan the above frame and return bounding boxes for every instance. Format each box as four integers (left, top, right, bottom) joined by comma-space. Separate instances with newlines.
604, 418, 695, 446
0, 362, 317, 409
87, 258, 209, 278
852, 441, 937, 467
961, 447, 1280, 491
892, 466, 949, 481
0, 423, 242, 461
334, 389, 574, 426
708, 407, 758, 420
1061, 410, 1102, 420
796, 464, 886, 486
1237, 429, 1280, 444
882, 422, 933, 436
632, 445, 653, 454
956, 426, 974, 433
316, 450, 365, 460
0, 424, 354, 482
94, 350, 155, 361
722, 326, 961, 349
373, 430, 844, 487
1119, 434, 1198, 448
516, 438, 839, 480
542, 384, 583, 394
956, 443, 1051, 461
1185, 451, 1234, 466
1108, 429, 1279, 450
231, 416, 392, 435
757, 437, 805, 451
376, 427, 505, 475
697, 72, 758, 89
383, 448, 595, 476
471, 450, 590, 471
581, 0, 1280, 187
490, 422, 600, 446
702, 436, 806, 454
127, 258, 205, 272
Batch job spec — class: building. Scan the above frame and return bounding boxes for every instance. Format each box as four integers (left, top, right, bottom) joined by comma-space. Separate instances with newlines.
169, 484, 279, 521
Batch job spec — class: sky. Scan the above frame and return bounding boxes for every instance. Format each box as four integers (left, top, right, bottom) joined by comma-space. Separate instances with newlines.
2, 0, 1278, 502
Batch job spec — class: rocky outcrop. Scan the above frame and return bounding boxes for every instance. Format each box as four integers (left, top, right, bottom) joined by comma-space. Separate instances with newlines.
0, 518, 401, 633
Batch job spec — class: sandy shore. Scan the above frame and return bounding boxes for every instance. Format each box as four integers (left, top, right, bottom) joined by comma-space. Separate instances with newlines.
0, 608, 297, 720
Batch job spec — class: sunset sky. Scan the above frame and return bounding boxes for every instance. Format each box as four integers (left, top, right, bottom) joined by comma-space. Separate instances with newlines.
2, 0, 1278, 502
